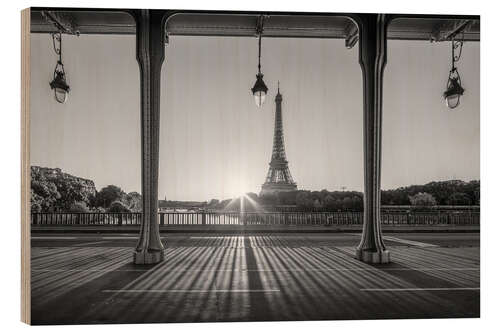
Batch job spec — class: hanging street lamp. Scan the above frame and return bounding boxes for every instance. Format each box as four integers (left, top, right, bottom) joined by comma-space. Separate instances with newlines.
49, 32, 70, 104
443, 35, 465, 109
251, 15, 268, 108
444, 75, 465, 109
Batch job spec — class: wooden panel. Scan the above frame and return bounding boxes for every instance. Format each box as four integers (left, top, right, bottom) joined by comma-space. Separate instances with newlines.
21, 7, 31, 325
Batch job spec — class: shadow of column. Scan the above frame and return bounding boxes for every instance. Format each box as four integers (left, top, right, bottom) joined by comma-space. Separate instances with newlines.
240, 236, 274, 320
31, 262, 157, 325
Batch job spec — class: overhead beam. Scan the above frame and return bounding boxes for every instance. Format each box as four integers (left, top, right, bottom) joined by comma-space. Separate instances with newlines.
430, 19, 474, 42
41, 11, 80, 35
31, 11, 480, 42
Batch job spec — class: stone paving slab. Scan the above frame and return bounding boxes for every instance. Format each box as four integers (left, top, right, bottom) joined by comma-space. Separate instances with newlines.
30, 234, 479, 324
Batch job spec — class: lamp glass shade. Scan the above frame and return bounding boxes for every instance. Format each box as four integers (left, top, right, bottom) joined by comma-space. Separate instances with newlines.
253, 91, 266, 108
445, 94, 460, 109
54, 88, 69, 104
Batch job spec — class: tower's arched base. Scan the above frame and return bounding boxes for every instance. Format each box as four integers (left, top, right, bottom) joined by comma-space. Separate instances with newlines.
260, 183, 297, 196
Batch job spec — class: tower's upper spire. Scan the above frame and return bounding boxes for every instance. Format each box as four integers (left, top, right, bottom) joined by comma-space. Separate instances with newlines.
275, 81, 282, 102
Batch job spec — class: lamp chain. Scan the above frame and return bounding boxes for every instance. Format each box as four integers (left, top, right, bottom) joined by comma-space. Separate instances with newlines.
52, 32, 65, 76
52, 32, 62, 64
451, 32, 464, 72
447, 32, 465, 88
258, 33, 262, 73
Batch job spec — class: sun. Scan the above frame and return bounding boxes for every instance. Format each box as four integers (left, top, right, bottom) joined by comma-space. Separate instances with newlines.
226, 177, 253, 199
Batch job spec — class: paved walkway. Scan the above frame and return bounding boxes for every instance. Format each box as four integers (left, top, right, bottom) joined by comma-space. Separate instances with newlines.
31, 233, 479, 324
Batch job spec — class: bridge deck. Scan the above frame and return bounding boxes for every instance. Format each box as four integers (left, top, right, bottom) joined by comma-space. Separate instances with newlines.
31, 233, 479, 324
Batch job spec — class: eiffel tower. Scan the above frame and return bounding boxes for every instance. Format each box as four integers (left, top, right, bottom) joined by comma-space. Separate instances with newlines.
260, 83, 298, 195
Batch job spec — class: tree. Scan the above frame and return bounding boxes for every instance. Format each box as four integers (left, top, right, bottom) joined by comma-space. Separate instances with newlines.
95, 185, 125, 209
382, 189, 410, 205
446, 192, 472, 205
350, 195, 364, 211
296, 192, 314, 210
124, 191, 142, 212
246, 192, 260, 203
31, 179, 60, 212
30, 166, 97, 212
473, 189, 480, 205
218, 199, 231, 210
223, 197, 240, 211
30, 190, 44, 213
69, 201, 89, 213
108, 200, 131, 213
409, 192, 437, 207
260, 192, 279, 206
323, 194, 338, 211
380, 180, 480, 206
277, 191, 298, 205
341, 197, 354, 210
313, 198, 323, 210
207, 199, 219, 208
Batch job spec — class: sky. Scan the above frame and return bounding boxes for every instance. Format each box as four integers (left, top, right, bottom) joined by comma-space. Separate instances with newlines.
30, 31, 480, 201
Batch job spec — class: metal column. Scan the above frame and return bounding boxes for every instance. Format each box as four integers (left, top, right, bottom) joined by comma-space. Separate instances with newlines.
133, 9, 167, 264
355, 14, 391, 264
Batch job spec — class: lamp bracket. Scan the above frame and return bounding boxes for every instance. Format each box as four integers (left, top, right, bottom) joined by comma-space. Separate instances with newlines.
345, 22, 359, 49
430, 20, 472, 42
41, 11, 80, 36
255, 15, 266, 36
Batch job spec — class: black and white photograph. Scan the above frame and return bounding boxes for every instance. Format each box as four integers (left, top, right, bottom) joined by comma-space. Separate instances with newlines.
18, 4, 482, 326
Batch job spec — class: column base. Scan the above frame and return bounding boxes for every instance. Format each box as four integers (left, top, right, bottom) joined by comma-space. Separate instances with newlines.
355, 249, 390, 264
133, 249, 164, 265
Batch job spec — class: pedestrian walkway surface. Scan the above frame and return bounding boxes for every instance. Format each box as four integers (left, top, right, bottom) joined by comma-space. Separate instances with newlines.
31, 233, 480, 324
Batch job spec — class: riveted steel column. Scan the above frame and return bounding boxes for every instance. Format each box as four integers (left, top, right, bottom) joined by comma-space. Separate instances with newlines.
355, 14, 390, 264
133, 9, 166, 264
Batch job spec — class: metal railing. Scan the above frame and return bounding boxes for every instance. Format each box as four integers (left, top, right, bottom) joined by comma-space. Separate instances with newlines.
30, 212, 142, 225
30, 211, 480, 226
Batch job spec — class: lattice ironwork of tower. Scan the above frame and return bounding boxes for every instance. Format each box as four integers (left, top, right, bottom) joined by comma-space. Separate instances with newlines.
260, 84, 298, 196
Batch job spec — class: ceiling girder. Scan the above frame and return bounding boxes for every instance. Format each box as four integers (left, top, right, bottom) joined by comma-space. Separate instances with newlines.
430, 20, 474, 42
30, 11, 480, 44
41, 11, 80, 35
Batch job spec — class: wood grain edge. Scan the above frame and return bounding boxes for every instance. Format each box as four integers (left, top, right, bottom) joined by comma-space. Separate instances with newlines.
21, 7, 31, 325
